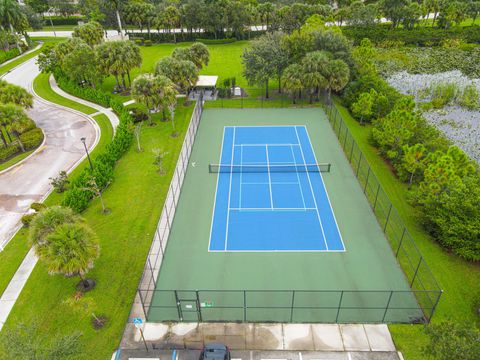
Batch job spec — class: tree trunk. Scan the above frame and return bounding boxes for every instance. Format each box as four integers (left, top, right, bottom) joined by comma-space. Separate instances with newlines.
9, 23, 22, 54
433, 12, 438, 27
114, 74, 120, 90
116, 10, 124, 39
0, 130, 7, 147
121, 74, 127, 90
127, 71, 132, 86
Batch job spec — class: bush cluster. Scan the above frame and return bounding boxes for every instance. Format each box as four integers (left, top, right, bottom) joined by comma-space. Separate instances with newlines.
0, 128, 43, 162
345, 39, 480, 261
343, 25, 480, 46
43, 16, 85, 26
126, 31, 261, 44
56, 75, 133, 213
0, 48, 20, 64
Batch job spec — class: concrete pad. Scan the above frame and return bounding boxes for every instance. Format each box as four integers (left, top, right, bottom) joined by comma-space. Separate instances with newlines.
226, 323, 247, 336
252, 324, 283, 350
340, 325, 370, 351
311, 324, 344, 351
184, 341, 204, 350
283, 324, 315, 350
223, 335, 246, 349
363, 325, 395, 351
142, 323, 169, 341
172, 323, 199, 336
201, 323, 226, 336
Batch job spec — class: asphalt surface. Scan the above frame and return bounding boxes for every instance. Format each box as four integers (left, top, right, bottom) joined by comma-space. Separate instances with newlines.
0, 57, 98, 248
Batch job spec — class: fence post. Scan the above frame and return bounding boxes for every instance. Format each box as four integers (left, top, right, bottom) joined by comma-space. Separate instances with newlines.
343, 128, 349, 150
290, 291, 295, 323
395, 228, 407, 257
356, 153, 363, 177
195, 291, 203, 322
349, 140, 355, 163
138, 289, 148, 319
429, 290, 443, 323
363, 167, 371, 193
174, 290, 183, 321
410, 257, 423, 287
382, 291, 394, 322
243, 290, 247, 322
335, 291, 344, 322
373, 184, 381, 211
337, 115, 343, 136
383, 204, 393, 232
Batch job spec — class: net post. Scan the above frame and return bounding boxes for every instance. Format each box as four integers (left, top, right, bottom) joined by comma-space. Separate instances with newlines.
335, 291, 344, 322
382, 291, 394, 322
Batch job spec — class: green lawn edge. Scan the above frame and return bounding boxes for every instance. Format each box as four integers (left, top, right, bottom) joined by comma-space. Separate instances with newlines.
0, 149, 36, 172
332, 99, 480, 359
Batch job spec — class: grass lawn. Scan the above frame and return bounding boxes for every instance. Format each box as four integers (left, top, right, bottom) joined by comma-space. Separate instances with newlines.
0, 38, 66, 77
100, 41, 250, 101
33, 73, 97, 115
0, 102, 112, 297
0, 102, 194, 359
333, 100, 480, 359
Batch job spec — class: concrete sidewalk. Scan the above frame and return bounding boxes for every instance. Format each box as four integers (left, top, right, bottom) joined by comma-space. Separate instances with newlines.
49, 75, 120, 130
121, 322, 396, 353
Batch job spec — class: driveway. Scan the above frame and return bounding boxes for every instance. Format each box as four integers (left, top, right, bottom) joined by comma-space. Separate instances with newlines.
0, 57, 98, 248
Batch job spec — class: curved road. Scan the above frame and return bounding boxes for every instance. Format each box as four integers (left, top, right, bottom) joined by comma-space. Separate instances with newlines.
0, 57, 98, 248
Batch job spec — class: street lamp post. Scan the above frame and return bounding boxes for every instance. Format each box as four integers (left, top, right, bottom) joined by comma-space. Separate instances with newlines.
81, 137, 94, 170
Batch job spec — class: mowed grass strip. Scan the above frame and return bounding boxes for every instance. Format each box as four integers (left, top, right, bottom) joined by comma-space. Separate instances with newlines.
0, 102, 194, 359
333, 100, 480, 359
33, 73, 97, 115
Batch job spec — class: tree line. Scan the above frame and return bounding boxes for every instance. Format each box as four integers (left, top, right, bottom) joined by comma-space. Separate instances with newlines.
344, 38, 479, 261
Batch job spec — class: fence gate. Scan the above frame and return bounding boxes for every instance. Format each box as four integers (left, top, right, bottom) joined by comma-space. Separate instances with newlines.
175, 290, 202, 322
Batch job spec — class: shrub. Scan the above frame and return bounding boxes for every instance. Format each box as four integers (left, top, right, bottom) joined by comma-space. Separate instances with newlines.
144, 40, 152, 47
459, 84, 480, 110
0, 48, 20, 64
0, 144, 21, 162
21, 213, 36, 227
20, 128, 44, 149
55, 75, 133, 213
134, 39, 143, 46
129, 107, 148, 123
43, 16, 85, 26
195, 38, 237, 45
30, 202, 46, 212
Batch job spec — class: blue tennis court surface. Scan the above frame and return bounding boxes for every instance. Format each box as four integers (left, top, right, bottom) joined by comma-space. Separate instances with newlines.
209, 126, 345, 252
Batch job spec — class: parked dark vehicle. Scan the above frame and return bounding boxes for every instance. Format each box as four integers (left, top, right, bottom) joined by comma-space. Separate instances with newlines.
199, 343, 231, 360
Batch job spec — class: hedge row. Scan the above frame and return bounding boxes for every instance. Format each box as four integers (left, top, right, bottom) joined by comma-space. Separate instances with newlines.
126, 30, 265, 44
56, 75, 133, 213
196, 38, 237, 45
43, 16, 85, 26
0, 48, 20, 64
343, 25, 480, 46
0, 128, 44, 163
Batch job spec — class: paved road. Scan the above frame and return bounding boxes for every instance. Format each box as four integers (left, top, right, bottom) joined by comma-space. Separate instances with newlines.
0, 57, 98, 248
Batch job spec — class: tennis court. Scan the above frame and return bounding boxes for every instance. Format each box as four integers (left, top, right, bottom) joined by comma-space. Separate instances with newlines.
209, 126, 344, 252
147, 108, 423, 323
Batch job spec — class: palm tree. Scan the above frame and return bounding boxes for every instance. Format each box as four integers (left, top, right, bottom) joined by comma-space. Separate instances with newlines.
0, 103, 31, 151
95, 41, 125, 91
29, 206, 80, 250
155, 75, 178, 134
0, 81, 33, 108
122, 41, 142, 87
155, 56, 198, 95
0, 0, 25, 53
302, 51, 329, 103
37, 222, 99, 290
282, 64, 304, 104
324, 59, 350, 102
163, 5, 181, 42
189, 42, 210, 69
131, 74, 158, 125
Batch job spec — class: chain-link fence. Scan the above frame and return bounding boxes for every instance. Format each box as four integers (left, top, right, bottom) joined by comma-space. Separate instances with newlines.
136, 94, 442, 324
136, 95, 204, 315
320, 97, 442, 322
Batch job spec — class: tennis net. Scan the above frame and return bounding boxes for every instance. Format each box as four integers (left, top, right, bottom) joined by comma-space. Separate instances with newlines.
209, 163, 331, 173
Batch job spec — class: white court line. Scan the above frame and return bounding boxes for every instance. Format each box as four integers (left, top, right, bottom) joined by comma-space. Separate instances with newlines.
229, 207, 316, 211
290, 144, 307, 210
294, 126, 329, 251
234, 143, 300, 147
265, 144, 273, 209
207, 128, 227, 252
239, 144, 243, 209
303, 126, 346, 252
224, 127, 236, 252
242, 182, 300, 185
